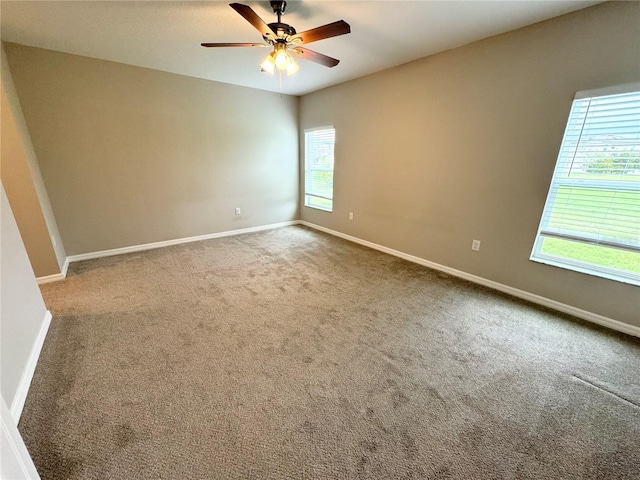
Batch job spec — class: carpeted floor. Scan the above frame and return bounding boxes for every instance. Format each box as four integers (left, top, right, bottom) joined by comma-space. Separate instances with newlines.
20, 225, 640, 479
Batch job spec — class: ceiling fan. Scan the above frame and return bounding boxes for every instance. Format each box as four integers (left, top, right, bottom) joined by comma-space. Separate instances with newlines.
201, 1, 351, 75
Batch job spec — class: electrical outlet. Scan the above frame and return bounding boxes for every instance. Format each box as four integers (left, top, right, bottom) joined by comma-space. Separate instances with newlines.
472, 239, 481, 251
349, 212, 354, 220
235, 207, 241, 215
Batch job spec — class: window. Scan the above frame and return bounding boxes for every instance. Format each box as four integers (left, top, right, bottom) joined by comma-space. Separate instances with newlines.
531, 84, 640, 285
304, 127, 335, 212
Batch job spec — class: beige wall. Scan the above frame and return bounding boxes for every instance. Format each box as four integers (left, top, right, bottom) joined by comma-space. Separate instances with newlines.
300, 2, 640, 327
1, 45, 65, 277
4, 44, 299, 256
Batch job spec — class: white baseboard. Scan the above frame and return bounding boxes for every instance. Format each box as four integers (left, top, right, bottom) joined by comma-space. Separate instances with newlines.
36, 273, 65, 285
10, 310, 52, 422
36, 257, 69, 285
35, 219, 640, 338
66, 221, 299, 263
299, 221, 640, 339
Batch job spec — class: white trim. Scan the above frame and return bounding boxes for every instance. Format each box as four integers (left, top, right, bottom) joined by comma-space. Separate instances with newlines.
36, 273, 65, 285
299, 221, 640, 339
575, 82, 640, 99
304, 125, 334, 133
531, 253, 640, 287
67, 221, 299, 263
36, 258, 70, 285
10, 310, 52, 422
1, 397, 40, 479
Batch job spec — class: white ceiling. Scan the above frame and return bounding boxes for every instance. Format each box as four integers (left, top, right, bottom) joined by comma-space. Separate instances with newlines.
1, 0, 603, 96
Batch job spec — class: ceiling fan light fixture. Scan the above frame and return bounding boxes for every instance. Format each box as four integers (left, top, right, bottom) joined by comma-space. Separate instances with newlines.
286, 58, 299, 76
260, 52, 276, 74
273, 44, 291, 70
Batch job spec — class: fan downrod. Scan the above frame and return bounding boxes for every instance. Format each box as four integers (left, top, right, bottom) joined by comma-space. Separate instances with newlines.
270, 1, 286, 21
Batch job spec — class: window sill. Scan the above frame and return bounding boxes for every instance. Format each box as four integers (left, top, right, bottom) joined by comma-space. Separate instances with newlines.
304, 204, 333, 213
530, 255, 640, 287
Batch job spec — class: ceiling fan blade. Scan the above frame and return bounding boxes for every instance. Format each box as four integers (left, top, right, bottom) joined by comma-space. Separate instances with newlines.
291, 46, 340, 68
201, 43, 268, 47
293, 20, 351, 44
230, 3, 276, 38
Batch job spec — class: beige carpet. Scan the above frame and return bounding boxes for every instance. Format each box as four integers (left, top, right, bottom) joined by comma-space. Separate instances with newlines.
20, 225, 640, 479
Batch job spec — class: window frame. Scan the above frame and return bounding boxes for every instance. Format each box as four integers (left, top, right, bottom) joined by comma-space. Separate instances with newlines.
304, 126, 336, 212
530, 83, 640, 286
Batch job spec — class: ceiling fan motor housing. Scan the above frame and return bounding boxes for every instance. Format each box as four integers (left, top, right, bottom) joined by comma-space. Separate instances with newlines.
266, 22, 296, 40
268, 0, 293, 40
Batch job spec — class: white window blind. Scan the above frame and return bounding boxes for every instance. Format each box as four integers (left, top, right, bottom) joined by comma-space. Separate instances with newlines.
531, 84, 640, 285
304, 127, 335, 212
